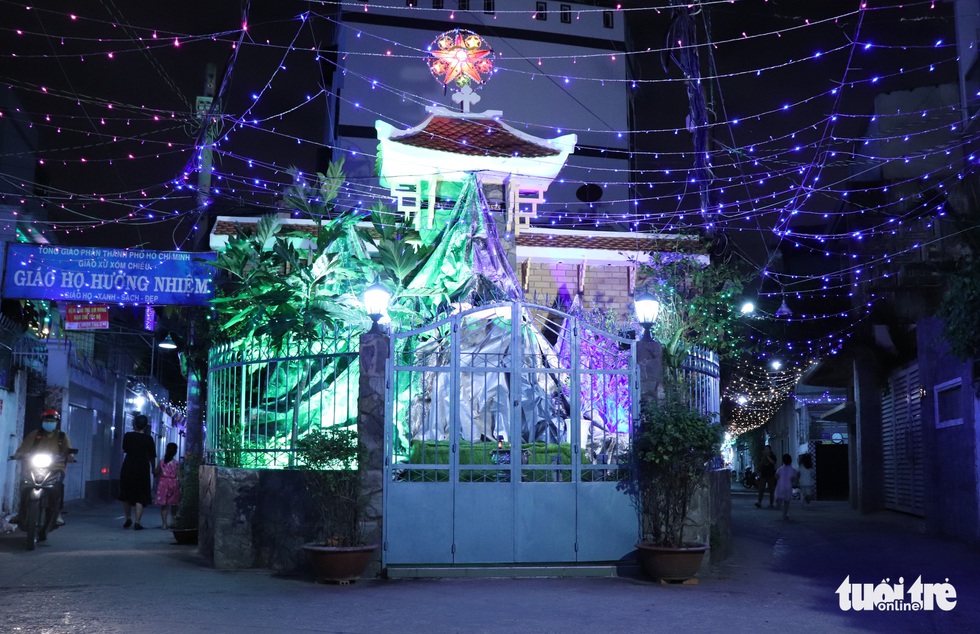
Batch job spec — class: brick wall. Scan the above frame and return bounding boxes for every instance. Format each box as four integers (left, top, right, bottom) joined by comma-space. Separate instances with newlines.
521, 261, 634, 319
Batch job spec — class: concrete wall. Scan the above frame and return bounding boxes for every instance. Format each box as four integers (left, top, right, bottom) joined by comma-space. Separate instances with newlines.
0, 373, 27, 515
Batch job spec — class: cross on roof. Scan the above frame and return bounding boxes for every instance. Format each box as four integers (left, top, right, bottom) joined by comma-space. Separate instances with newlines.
452, 84, 481, 114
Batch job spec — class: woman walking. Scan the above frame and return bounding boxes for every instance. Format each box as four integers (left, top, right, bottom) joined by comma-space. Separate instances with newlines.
118, 414, 156, 530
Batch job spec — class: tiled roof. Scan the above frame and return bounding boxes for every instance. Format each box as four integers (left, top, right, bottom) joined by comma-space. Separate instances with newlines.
212, 218, 699, 255
211, 218, 381, 241
516, 232, 701, 253
391, 117, 560, 158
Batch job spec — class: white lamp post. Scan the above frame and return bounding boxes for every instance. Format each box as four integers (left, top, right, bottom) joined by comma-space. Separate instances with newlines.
634, 293, 661, 342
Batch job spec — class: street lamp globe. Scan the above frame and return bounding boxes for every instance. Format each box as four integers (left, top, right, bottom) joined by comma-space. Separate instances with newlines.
363, 282, 391, 333
634, 293, 660, 342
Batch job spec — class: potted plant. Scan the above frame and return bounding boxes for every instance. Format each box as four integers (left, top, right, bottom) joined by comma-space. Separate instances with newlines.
297, 427, 378, 583
171, 453, 201, 545
618, 389, 723, 582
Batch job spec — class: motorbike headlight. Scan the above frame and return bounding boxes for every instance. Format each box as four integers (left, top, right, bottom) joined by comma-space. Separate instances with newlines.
31, 453, 54, 469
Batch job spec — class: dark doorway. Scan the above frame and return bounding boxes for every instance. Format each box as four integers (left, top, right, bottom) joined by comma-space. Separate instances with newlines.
815, 443, 849, 500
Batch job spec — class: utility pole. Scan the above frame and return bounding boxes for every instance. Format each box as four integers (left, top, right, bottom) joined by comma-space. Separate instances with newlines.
184, 63, 219, 461
192, 63, 219, 251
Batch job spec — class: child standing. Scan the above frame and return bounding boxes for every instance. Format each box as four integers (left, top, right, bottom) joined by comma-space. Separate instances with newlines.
154, 443, 181, 529
774, 453, 798, 520
798, 453, 815, 507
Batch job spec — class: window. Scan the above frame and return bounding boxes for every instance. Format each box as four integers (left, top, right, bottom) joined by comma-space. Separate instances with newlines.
934, 378, 963, 428
560, 4, 571, 23
535, 2, 547, 20
484, 0, 494, 14
458, 0, 470, 10
433, 0, 444, 7
603, 10, 613, 28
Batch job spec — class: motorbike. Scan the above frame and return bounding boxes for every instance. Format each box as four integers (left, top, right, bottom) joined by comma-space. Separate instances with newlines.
742, 468, 757, 489
11, 448, 78, 550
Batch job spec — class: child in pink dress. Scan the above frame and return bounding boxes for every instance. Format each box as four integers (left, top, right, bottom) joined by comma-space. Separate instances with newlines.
774, 453, 798, 520
154, 443, 181, 529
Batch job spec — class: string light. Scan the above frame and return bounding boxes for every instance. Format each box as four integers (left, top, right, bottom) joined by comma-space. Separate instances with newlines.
1, 3, 970, 435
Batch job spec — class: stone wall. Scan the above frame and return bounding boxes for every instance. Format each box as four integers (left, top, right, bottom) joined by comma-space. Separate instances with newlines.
356, 332, 387, 578
708, 469, 733, 563
200, 466, 319, 572
684, 469, 733, 573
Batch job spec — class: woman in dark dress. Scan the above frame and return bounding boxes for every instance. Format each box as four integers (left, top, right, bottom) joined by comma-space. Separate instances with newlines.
118, 414, 156, 530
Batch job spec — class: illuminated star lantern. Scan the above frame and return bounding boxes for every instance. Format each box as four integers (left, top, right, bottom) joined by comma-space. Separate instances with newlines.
428, 29, 494, 91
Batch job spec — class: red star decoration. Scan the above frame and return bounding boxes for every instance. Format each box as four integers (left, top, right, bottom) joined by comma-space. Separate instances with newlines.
428, 30, 494, 87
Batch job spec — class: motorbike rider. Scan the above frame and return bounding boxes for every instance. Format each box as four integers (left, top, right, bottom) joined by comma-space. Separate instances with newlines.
10, 409, 76, 527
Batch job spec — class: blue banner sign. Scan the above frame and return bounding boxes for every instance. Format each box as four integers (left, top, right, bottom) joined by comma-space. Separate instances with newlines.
3, 244, 216, 306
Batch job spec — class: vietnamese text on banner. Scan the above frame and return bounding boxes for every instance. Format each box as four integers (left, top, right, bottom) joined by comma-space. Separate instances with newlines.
2, 244, 217, 306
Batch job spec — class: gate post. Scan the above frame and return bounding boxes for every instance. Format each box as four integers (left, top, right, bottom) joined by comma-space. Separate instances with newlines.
357, 331, 388, 577
637, 339, 664, 406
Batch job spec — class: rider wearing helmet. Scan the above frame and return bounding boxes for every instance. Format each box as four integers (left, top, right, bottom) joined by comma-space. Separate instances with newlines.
11, 408, 76, 526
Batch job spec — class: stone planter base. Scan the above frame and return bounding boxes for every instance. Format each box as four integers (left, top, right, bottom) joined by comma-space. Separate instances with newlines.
635, 542, 708, 582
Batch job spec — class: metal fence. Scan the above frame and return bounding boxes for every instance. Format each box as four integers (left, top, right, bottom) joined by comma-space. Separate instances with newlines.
206, 336, 359, 469
677, 346, 721, 423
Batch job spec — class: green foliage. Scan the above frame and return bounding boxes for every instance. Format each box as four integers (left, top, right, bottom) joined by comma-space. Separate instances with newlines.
283, 159, 347, 217
618, 390, 722, 548
356, 205, 448, 329
210, 161, 463, 342
638, 251, 750, 368
296, 428, 364, 547
208, 212, 366, 345
936, 260, 980, 361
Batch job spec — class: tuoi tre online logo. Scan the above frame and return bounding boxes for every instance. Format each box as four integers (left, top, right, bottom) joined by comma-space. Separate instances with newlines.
836, 576, 956, 611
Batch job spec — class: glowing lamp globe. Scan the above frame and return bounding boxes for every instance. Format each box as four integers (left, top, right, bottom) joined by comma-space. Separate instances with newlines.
634, 293, 661, 341
363, 282, 391, 333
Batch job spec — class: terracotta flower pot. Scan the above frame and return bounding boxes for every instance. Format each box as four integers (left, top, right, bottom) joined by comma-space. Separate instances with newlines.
635, 542, 708, 582
303, 543, 378, 584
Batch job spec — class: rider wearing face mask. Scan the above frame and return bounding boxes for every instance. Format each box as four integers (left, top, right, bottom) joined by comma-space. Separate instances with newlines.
10, 408, 76, 526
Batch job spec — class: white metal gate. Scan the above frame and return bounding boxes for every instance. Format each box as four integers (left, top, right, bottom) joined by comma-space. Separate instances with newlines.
881, 363, 925, 516
383, 302, 639, 568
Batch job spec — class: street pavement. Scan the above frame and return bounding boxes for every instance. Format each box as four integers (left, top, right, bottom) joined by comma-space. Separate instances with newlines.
1, 486, 978, 634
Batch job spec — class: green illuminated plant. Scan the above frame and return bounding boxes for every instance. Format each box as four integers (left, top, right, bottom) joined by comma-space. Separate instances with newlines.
296, 427, 365, 547
638, 250, 750, 370
618, 388, 722, 548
